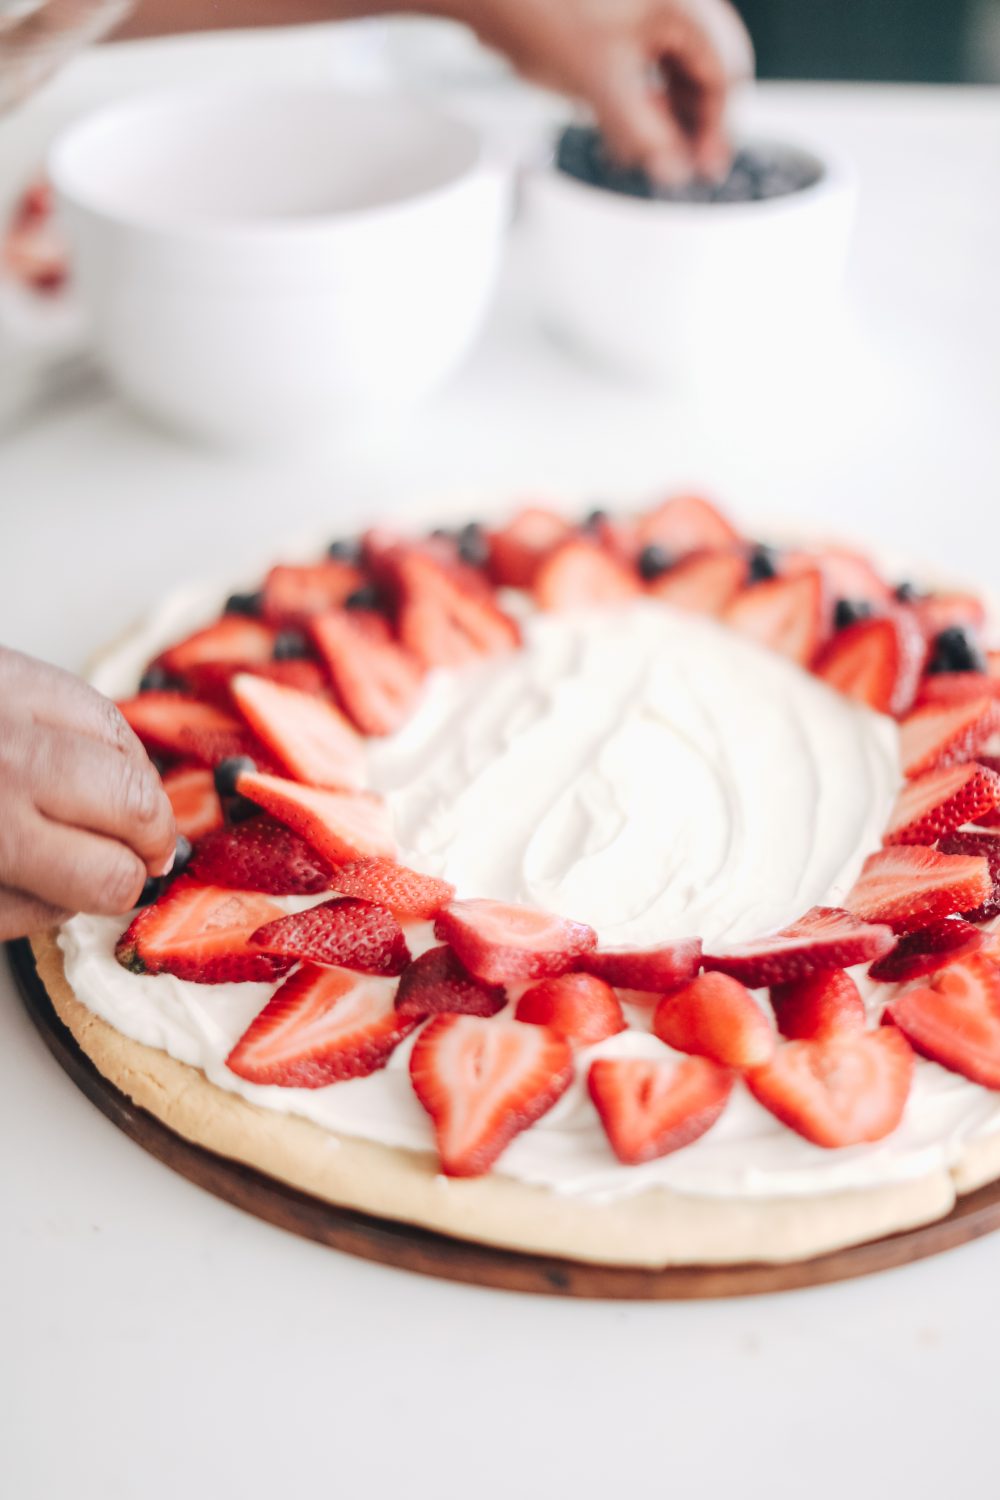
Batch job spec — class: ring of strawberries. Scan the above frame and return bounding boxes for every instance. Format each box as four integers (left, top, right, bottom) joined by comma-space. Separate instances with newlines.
113, 495, 1000, 1179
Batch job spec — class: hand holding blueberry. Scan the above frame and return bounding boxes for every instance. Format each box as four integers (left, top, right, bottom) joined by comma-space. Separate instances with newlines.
0, 646, 176, 939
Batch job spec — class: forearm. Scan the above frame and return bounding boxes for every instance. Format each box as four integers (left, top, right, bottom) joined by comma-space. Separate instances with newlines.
111, 0, 468, 42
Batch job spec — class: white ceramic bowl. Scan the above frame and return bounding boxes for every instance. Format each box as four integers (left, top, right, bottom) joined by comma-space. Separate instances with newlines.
49, 86, 511, 445
520, 137, 856, 386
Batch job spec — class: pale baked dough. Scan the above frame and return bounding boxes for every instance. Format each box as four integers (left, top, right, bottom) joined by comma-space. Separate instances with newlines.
32, 929, 966, 1269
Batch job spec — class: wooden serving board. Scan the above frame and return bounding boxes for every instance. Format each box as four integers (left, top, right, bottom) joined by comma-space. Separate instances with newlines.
12, 936, 1000, 1299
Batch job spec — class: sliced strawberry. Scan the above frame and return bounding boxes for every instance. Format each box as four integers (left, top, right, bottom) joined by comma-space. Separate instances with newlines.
227, 964, 416, 1087
579, 938, 702, 992
704, 906, 894, 987
886, 953, 1000, 1088
235, 770, 395, 863
487, 507, 575, 588
914, 592, 987, 641
394, 945, 506, 1019
587, 1054, 733, 1165
251, 896, 410, 975
634, 494, 741, 557
899, 696, 1000, 779
118, 693, 260, 768
811, 547, 893, 607
2, 185, 68, 295
310, 609, 424, 736
746, 1029, 914, 1147
114, 879, 292, 983
515, 973, 625, 1046
188, 815, 335, 895
769, 969, 867, 1041
533, 540, 640, 610
915, 672, 1000, 709
262, 560, 364, 624
989, 652, 1000, 680
882, 762, 1000, 846
652, 972, 774, 1068
844, 846, 993, 932
328, 858, 455, 919
161, 765, 224, 843
813, 613, 925, 717
646, 549, 747, 615
395, 552, 521, 669
938, 827, 1000, 920
229, 672, 366, 791
186, 657, 328, 707
156, 616, 276, 676
956, 755, 1000, 833
722, 570, 827, 666
868, 919, 985, 984
434, 898, 597, 984
409, 1014, 574, 1177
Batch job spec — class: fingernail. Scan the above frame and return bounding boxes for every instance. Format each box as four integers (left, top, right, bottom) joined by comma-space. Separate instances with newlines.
152, 849, 175, 879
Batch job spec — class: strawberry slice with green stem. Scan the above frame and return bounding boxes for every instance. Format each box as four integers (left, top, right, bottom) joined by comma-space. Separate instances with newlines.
434, 898, 597, 984
652, 972, 775, 1068
230, 672, 366, 790
115, 879, 293, 983
409, 1014, 574, 1177
746, 1029, 914, 1148
703, 906, 894, 987
587, 1054, 734, 1165
515, 973, 625, 1047
251, 897, 411, 975
227, 964, 416, 1087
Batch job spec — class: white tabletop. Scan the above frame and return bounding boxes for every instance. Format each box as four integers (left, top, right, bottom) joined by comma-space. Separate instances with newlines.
2, 27, 1000, 1500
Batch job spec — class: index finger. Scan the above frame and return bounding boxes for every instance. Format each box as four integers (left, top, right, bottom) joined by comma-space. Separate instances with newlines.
651, 11, 731, 177
2, 647, 149, 761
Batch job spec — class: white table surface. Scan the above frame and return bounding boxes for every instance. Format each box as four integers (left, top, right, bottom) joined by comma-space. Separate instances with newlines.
2, 26, 1000, 1500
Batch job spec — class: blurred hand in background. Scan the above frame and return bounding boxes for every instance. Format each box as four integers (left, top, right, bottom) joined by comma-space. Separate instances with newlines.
2, 0, 751, 181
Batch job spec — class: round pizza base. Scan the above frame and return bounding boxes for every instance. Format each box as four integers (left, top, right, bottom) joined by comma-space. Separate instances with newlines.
35, 928, 1000, 1270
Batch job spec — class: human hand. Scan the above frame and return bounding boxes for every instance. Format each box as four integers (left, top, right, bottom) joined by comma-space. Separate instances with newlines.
0, 647, 176, 940
457, 0, 752, 184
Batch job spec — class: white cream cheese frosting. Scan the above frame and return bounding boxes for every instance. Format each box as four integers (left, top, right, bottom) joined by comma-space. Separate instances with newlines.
61, 590, 1000, 1201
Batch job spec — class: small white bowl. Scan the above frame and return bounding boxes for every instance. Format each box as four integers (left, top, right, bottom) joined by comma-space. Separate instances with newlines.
49, 86, 511, 445
520, 137, 856, 385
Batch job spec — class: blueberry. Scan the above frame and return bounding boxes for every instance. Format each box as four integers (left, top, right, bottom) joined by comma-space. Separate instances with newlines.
136, 875, 163, 908
637, 543, 672, 581
224, 590, 264, 617
213, 755, 257, 798
927, 626, 988, 676
138, 664, 174, 693
272, 628, 310, 660
582, 507, 610, 532
456, 522, 489, 568
172, 834, 194, 876
345, 583, 383, 611
747, 545, 780, 584
834, 598, 874, 631
894, 581, 921, 604
327, 537, 361, 563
